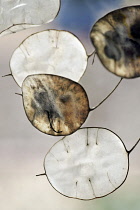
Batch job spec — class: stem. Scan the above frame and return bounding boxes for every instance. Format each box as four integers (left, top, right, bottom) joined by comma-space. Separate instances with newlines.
36, 173, 46, 177
128, 138, 140, 154
90, 78, 123, 111
2, 73, 12, 77
15, 93, 22, 96
92, 51, 96, 65
88, 51, 96, 58
88, 51, 96, 64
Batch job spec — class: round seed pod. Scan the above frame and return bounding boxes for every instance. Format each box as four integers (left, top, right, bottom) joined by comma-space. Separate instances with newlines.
44, 127, 129, 200
22, 74, 89, 136
90, 6, 140, 78
0, 0, 60, 36
22, 74, 122, 136
10, 30, 88, 87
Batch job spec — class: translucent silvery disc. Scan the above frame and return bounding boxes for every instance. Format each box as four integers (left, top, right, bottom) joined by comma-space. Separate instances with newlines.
90, 6, 140, 78
0, 0, 60, 36
44, 128, 129, 200
22, 74, 89, 136
10, 30, 88, 87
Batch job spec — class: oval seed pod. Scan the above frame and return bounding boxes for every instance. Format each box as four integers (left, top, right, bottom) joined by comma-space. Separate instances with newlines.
42, 127, 135, 200
0, 0, 60, 36
22, 74, 90, 136
10, 30, 88, 87
22, 74, 122, 136
90, 6, 140, 78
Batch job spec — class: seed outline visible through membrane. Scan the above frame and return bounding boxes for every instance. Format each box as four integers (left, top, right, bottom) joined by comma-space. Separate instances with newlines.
9, 29, 88, 87
21, 74, 122, 136
90, 5, 140, 78
36, 127, 139, 200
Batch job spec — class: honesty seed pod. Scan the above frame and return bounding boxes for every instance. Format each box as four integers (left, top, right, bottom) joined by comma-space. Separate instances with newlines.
37, 127, 139, 200
90, 5, 140, 78
22, 74, 122, 136
0, 0, 60, 36
10, 30, 88, 87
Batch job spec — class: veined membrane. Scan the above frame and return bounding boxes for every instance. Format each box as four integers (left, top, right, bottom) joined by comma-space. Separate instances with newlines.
0, 0, 60, 36
90, 5, 140, 78
10, 30, 88, 87
44, 128, 129, 200
22, 74, 89, 136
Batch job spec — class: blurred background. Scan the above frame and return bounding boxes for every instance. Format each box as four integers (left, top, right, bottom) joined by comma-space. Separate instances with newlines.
0, 0, 140, 209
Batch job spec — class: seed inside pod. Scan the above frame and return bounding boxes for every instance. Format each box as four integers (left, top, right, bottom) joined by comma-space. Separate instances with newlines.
22, 74, 122, 136
10, 30, 88, 87
22, 74, 89, 136
90, 5, 140, 78
43, 127, 129, 200
0, 0, 60, 36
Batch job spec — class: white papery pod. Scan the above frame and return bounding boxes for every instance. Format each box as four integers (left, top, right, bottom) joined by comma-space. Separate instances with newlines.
44, 128, 129, 200
10, 30, 88, 87
0, 0, 60, 36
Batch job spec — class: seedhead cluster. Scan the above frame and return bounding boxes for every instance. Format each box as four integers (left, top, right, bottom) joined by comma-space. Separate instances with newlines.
1, 1, 139, 201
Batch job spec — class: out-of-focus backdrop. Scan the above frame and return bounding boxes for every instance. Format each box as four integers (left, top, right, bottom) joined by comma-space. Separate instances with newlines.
0, 0, 139, 209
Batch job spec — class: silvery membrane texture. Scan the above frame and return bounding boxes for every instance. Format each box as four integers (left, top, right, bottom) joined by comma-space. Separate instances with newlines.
90, 5, 140, 78
10, 30, 88, 87
44, 128, 128, 200
0, 0, 60, 36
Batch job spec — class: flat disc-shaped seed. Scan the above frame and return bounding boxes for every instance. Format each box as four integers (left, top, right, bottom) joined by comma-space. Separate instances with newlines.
22, 75, 89, 136
10, 30, 88, 87
0, 0, 60, 36
44, 128, 128, 200
90, 6, 140, 78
